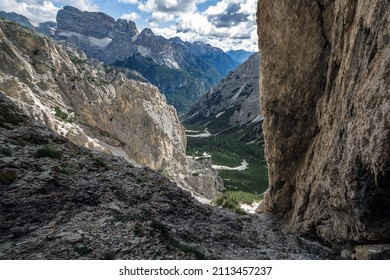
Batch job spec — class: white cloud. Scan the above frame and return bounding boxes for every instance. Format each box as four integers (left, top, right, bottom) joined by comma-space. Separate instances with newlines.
150, 11, 174, 23
152, 26, 177, 38
120, 12, 140, 21
139, 0, 205, 14
0, 0, 98, 23
176, 12, 213, 34
61, 0, 99, 11
153, 0, 258, 51
204, 0, 227, 16
118, 0, 138, 3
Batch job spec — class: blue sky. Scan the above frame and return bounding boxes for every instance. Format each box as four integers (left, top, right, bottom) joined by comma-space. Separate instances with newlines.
0, 0, 258, 51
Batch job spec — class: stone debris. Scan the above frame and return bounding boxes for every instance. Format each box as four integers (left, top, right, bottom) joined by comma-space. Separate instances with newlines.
56, 232, 83, 244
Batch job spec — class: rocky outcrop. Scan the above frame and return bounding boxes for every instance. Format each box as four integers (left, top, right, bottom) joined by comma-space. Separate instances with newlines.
0, 92, 334, 260
56, 6, 138, 39
257, 0, 390, 248
187, 53, 262, 141
0, 20, 222, 199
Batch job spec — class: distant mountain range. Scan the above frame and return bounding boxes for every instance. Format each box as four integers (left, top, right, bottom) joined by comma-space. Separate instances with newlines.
227, 50, 255, 63
186, 53, 262, 142
0, 7, 243, 112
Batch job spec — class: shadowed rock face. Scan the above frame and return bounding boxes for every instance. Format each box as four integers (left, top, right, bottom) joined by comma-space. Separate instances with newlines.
257, 0, 390, 246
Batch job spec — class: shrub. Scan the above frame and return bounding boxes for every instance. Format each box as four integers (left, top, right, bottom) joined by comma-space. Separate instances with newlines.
158, 171, 173, 181
54, 107, 74, 122
36, 146, 62, 159
212, 191, 263, 213
0, 171, 17, 184
110, 215, 132, 224
151, 220, 206, 260
10, 139, 26, 147
133, 223, 144, 237
101, 251, 115, 260
59, 164, 74, 175
93, 157, 107, 168
74, 245, 93, 256
54, 106, 68, 120
1, 147, 12, 156
126, 171, 136, 177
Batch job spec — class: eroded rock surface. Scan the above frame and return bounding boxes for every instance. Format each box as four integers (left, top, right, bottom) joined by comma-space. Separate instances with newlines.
257, 0, 390, 248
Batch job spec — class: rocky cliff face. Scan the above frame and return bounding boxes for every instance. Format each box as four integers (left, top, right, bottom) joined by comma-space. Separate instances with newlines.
257, 0, 390, 248
187, 53, 262, 140
0, 20, 222, 199
56, 6, 138, 39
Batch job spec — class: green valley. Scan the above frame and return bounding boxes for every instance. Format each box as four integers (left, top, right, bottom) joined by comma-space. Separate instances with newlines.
185, 122, 268, 195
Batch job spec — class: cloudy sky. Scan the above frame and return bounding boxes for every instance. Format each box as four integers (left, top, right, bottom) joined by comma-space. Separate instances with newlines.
0, 0, 258, 51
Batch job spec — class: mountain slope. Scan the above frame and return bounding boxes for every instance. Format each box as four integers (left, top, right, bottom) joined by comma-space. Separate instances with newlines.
0, 19, 222, 198
186, 52, 262, 141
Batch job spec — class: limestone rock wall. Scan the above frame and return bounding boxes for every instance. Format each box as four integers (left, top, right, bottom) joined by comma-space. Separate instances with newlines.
257, 0, 390, 246
0, 20, 222, 199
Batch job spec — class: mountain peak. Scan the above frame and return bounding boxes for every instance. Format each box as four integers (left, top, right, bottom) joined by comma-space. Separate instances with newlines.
62, 5, 82, 13
56, 6, 116, 39
140, 28, 154, 37
115, 18, 138, 34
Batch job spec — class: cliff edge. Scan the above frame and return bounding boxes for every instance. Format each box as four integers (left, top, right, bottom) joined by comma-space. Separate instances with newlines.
257, 0, 390, 248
